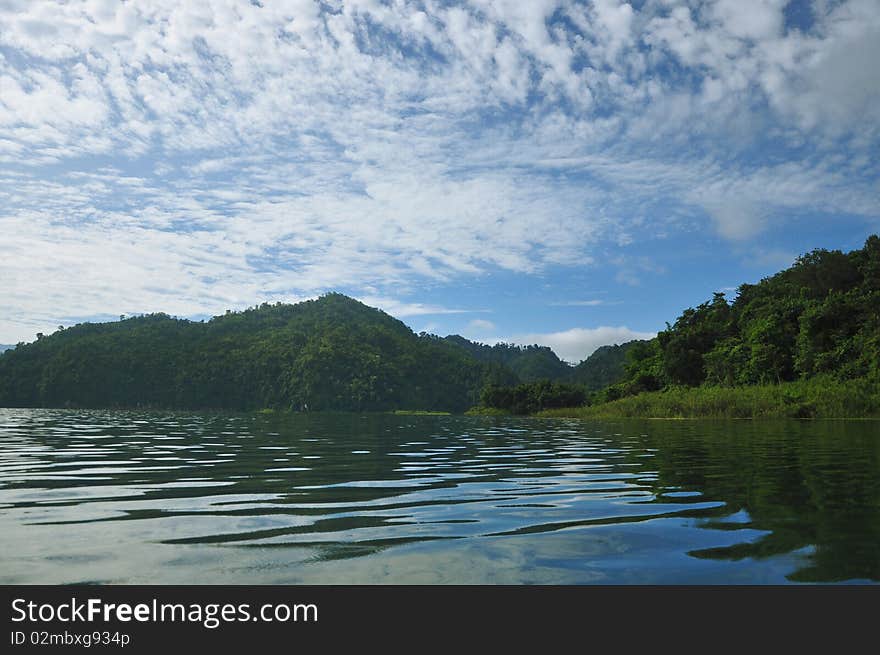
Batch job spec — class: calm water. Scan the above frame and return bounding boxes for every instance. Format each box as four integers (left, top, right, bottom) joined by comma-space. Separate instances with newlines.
0, 409, 877, 584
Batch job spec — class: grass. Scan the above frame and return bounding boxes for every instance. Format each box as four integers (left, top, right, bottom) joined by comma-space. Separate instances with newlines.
536, 376, 880, 419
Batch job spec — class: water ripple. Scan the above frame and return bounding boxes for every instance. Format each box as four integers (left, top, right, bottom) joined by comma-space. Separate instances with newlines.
1, 408, 878, 584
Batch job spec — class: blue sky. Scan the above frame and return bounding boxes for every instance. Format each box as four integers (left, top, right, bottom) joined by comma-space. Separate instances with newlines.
1, 0, 878, 361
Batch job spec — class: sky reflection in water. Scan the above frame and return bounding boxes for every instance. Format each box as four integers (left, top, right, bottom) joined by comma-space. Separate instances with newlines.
0, 410, 877, 584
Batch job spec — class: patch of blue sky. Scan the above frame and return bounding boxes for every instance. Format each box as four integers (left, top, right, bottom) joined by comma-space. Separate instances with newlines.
782, 0, 816, 33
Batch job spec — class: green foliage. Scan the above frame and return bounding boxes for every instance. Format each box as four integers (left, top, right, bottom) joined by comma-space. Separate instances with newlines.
609, 236, 880, 398
657, 292, 734, 386
0, 294, 514, 413
567, 340, 649, 390
479, 380, 587, 415
4, 236, 878, 417
447, 335, 647, 394
463, 406, 510, 416
444, 336, 571, 382
621, 339, 665, 393
538, 376, 880, 419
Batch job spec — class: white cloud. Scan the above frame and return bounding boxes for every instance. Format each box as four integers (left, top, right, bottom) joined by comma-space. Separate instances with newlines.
744, 248, 798, 271
702, 200, 769, 240
489, 326, 656, 363
0, 1, 877, 341
467, 319, 496, 332
711, 0, 786, 41
417, 322, 440, 335
611, 255, 666, 288
358, 296, 486, 318
549, 299, 606, 307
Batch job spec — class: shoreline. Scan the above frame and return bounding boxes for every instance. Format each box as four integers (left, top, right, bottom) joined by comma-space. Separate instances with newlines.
532, 377, 880, 420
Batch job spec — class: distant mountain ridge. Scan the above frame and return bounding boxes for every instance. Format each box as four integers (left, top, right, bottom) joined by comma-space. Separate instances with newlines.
567, 341, 647, 391
444, 335, 645, 391
0, 294, 511, 412
443, 335, 572, 382
0, 294, 638, 412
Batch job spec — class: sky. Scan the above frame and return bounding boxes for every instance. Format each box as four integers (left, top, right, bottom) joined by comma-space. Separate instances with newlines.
1, 0, 878, 362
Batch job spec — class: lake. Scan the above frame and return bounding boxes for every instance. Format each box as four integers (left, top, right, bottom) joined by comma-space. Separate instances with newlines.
0, 409, 877, 584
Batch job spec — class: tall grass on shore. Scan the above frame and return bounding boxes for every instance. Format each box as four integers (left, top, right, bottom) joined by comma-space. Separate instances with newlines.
536, 376, 880, 419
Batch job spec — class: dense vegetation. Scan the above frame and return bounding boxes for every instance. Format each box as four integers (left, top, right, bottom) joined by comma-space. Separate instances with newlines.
539, 376, 880, 419
0, 294, 519, 413
2, 292, 642, 413
567, 341, 646, 390
615, 236, 880, 393
477, 380, 587, 415
470, 339, 646, 413
5, 237, 875, 417
443, 335, 571, 382
545, 236, 880, 418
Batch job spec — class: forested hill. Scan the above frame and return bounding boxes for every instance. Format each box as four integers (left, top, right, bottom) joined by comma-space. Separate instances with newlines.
16, 229, 869, 416
441, 335, 647, 390
568, 340, 647, 391
443, 335, 572, 381
612, 235, 880, 398
0, 294, 518, 412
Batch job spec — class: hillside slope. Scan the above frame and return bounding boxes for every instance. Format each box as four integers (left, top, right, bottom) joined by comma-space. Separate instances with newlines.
609, 235, 880, 399
567, 340, 647, 390
443, 336, 572, 382
0, 294, 517, 412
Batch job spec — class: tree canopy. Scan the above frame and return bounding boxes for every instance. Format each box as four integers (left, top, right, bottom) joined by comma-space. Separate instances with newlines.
567, 340, 648, 390
613, 236, 880, 397
443, 335, 572, 381
0, 294, 520, 412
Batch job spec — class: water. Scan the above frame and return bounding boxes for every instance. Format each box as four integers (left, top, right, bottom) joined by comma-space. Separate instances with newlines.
0, 409, 877, 584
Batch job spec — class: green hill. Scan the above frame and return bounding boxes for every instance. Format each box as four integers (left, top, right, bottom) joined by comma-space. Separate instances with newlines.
547, 234, 880, 418
567, 340, 647, 390
10, 236, 874, 417
443, 335, 572, 382
614, 235, 880, 397
485, 235, 880, 418
0, 294, 517, 412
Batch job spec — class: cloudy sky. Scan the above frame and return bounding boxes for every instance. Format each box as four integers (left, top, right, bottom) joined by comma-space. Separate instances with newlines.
1, 0, 878, 361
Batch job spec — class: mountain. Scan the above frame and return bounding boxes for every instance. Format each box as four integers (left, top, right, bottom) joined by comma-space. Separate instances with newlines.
441, 334, 651, 390
0, 345, 13, 353
0, 294, 518, 412
443, 335, 572, 382
567, 340, 648, 391
20, 230, 867, 415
